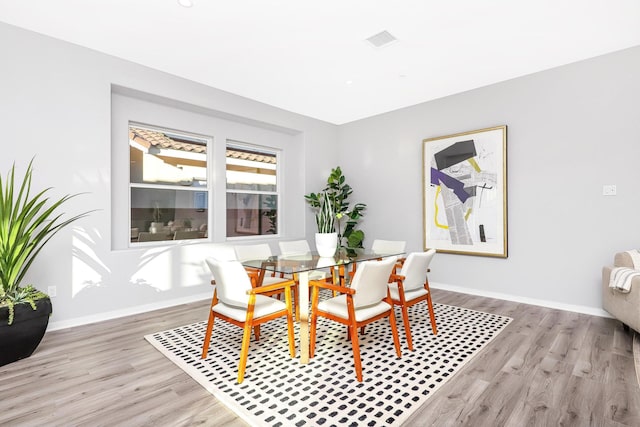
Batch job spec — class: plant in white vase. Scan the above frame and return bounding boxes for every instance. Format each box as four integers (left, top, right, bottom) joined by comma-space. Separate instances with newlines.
315, 191, 335, 233
305, 166, 366, 257
312, 192, 337, 257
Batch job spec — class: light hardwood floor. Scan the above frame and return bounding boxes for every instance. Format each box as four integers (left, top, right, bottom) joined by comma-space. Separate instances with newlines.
1, 289, 638, 426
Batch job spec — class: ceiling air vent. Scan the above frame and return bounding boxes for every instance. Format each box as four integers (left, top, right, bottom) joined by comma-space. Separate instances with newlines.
365, 30, 397, 48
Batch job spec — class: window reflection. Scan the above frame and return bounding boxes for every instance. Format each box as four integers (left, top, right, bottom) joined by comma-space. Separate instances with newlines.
226, 143, 278, 237
129, 125, 209, 244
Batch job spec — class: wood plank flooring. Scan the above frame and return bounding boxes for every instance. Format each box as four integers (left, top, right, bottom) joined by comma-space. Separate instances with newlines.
0, 289, 638, 426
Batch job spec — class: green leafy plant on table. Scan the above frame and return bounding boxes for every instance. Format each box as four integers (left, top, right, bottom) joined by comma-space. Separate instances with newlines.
315, 191, 335, 233
304, 166, 366, 257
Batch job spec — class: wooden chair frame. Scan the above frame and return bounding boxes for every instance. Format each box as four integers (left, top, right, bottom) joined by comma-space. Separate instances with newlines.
253, 260, 301, 320
235, 243, 298, 305
201, 277, 296, 383
308, 280, 402, 382
388, 262, 437, 351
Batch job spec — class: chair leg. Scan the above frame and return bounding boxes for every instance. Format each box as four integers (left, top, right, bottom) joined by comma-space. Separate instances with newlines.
388, 310, 402, 358
350, 323, 363, 382
401, 305, 414, 351
201, 309, 215, 358
426, 293, 438, 335
253, 325, 261, 340
237, 321, 253, 383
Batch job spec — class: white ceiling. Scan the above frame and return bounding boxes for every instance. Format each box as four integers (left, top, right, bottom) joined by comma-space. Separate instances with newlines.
2, 0, 640, 124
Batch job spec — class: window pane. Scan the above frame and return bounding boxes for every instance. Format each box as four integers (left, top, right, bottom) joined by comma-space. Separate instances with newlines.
130, 187, 208, 243
130, 126, 207, 187
226, 193, 277, 237
226, 146, 276, 192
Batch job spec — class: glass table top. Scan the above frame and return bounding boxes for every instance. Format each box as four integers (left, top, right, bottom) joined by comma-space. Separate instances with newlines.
240, 251, 402, 274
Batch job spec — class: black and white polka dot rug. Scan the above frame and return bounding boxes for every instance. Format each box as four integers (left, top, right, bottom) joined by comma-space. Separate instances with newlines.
145, 303, 511, 426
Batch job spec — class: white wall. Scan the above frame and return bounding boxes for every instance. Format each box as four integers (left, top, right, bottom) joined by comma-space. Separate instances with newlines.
0, 23, 339, 329
4, 21, 638, 329
338, 45, 640, 315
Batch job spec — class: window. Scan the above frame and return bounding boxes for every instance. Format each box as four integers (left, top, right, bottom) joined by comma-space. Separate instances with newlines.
226, 142, 279, 237
129, 124, 209, 243
111, 89, 304, 250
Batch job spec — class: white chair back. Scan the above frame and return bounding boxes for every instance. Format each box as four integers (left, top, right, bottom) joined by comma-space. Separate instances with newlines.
371, 239, 406, 256
234, 243, 273, 262
400, 249, 436, 291
205, 258, 252, 308
350, 257, 397, 307
279, 240, 312, 256
205, 245, 237, 283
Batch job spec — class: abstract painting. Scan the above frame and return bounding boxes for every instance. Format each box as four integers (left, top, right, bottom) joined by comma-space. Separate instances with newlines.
423, 126, 507, 257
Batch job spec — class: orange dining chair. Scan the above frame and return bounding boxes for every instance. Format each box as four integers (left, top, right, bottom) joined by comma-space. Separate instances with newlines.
387, 249, 438, 351
206, 244, 238, 285
309, 256, 402, 382
278, 239, 335, 290
371, 239, 407, 260
278, 239, 332, 281
201, 258, 296, 383
234, 243, 297, 303
346, 239, 407, 281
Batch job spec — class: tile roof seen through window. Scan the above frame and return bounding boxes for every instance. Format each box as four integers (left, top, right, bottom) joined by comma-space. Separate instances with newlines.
227, 147, 276, 164
129, 127, 206, 154
129, 127, 275, 164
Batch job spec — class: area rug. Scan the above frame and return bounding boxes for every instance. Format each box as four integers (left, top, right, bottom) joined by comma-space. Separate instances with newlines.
145, 303, 511, 427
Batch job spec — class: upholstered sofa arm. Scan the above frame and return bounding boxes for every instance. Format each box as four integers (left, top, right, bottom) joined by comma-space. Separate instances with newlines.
602, 251, 640, 333
613, 251, 636, 269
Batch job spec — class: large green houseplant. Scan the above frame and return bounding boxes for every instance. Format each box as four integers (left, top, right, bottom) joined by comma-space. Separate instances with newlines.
0, 159, 90, 366
304, 166, 366, 257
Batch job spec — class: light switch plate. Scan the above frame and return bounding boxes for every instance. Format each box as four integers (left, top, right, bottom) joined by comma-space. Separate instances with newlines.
603, 185, 617, 196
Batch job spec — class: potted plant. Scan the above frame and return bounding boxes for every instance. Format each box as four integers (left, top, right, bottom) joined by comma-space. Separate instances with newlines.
305, 166, 367, 257
0, 159, 91, 366
262, 194, 277, 234
149, 202, 163, 233
313, 192, 338, 257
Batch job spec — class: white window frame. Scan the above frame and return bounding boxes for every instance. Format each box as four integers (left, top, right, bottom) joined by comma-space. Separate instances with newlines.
128, 122, 212, 247
111, 88, 304, 250
225, 140, 281, 240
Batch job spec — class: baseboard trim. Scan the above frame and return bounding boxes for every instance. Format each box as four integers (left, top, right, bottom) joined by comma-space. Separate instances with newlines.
47, 292, 212, 331
47, 283, 611, 332
431, 282, 611, 318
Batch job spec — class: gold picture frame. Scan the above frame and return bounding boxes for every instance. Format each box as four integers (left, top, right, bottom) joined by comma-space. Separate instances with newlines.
423, 125, 507, 257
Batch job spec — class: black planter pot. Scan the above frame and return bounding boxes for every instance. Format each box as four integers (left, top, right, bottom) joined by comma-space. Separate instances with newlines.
0, 297, 52, 367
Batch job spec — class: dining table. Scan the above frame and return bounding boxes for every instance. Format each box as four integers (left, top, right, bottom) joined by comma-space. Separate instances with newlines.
241, 250, 402, 364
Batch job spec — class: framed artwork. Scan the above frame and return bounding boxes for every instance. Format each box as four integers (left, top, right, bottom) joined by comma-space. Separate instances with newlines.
423, 125, 507, 257
235, 194, 260, 234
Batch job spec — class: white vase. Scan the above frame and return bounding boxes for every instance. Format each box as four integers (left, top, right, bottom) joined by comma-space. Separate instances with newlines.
315, 232, 338, 257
